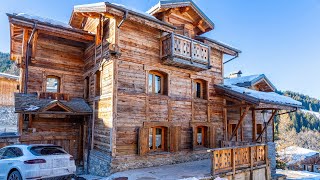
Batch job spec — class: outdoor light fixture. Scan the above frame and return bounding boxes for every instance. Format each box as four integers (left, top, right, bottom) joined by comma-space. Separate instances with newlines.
261, 110, 269, 142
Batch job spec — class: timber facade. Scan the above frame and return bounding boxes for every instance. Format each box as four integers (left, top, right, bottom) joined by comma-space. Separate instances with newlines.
8, 0, 301, 179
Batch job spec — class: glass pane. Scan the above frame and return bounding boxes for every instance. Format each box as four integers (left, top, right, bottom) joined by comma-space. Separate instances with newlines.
155, 75, 161, 94
197, 127, 202, 145
148, 74, 153, 93
46, 77, 59, 92
149, 128, 153, 150
196, 82, 201, 98
155, 128, 162, 149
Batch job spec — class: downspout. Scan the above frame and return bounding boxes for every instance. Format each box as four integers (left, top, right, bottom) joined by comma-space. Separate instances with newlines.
117, 10, 128, 28
24, 22, 37, 94
223, 52, 239, 64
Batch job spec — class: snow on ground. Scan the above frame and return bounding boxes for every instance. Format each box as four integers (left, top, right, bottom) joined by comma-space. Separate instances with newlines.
277, 169, 320, 180
278, 146, 319, 165
80, 159, 213, 180
301, 109, 320, 119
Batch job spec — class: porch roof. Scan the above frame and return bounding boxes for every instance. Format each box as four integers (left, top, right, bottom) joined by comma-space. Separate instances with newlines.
215, 84, 302, 108
14, 93, 92, 115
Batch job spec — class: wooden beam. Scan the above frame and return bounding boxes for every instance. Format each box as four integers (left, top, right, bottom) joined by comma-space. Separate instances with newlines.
252, 109, 257, 142
229, 106, 249, 141
31, 30, 38, 59
256, 110, 277, 142
180, 6, 190, 14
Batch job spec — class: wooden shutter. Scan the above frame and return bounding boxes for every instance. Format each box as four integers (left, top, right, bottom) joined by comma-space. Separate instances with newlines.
138, 127, 149, 156
169, 126, 181, 152
209, 126, 216, 148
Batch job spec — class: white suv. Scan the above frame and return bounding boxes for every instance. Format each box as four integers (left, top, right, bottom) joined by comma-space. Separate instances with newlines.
0, 144, 76, 180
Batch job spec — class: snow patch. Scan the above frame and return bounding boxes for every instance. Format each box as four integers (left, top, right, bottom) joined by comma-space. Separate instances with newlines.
277, 169, 320, 180
24, 105, 40, 111
278, 146, 319, 165
301, 109, 320, 119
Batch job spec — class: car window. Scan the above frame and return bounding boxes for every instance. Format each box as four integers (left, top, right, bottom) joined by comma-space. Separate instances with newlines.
29, 146, 67, 156
0, 148, 6, 157
2, 147, 23, 159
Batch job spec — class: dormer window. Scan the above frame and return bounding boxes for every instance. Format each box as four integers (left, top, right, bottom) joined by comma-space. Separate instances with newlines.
46, 76, 60, 93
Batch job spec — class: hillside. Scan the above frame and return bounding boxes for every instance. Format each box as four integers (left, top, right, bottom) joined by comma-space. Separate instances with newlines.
0, 52, 19, 75
275, 90, 320, 151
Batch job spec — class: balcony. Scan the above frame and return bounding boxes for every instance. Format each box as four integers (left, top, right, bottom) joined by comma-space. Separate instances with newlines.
160, 33, 211, 71
208, 144, 268, 176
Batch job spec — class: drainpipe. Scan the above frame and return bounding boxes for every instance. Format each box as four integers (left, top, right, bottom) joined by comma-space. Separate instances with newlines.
24, 22, 37, 94
117, 10, 128, 28
223, 52, 239, 65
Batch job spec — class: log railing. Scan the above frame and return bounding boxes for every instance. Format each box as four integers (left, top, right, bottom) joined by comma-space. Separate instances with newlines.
208, 144, 267, 175
161, 33, 210, 70
38, 92, 70, 101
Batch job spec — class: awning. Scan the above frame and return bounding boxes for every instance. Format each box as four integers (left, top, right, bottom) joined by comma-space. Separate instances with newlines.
15, 93, 92, 115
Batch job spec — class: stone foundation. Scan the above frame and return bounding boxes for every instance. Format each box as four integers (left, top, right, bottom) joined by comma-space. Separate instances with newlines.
0, 106, 18, 133
111, 149, 210, 174
88, 149, 112, 177
267, 142, 276, 177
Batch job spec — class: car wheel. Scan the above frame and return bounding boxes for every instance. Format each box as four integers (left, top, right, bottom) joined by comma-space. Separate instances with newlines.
7, 170, 22, 180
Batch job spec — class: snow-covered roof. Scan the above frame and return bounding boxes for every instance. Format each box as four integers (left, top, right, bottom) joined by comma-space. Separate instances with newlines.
224, 74, 276, 91
195, 36, 242, 54
278, 146, 319, 165
0, 72, 19, 80
215, 83, 302, 107
14, 13, 72, 29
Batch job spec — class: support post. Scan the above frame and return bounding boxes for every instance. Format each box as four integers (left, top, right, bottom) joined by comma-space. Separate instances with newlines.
256, 110, 277, 142
229, 106, 250, 141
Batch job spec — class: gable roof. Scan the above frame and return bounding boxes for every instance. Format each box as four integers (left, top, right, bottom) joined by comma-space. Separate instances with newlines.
147, 0, 215, 30
224, 74, 276, 91
215, 84, 301, 108
70, 2, 176, 32
15, 93, 92, 115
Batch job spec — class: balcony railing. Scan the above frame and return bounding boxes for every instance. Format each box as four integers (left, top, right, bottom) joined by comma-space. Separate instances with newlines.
160, 33, 211, 71
208, 144, 267, 176
38, 92, 70, 101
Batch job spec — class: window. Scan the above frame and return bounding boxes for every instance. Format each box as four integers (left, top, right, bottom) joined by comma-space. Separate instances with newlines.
193, 79, 207, 99
84, 76, 90, 99
2, 147, 23, 159
257, 124, 263, 135
192, 125, 214, 149
30, 146, 67, 156
148, 71, 167, 95
46, 76, 60, 93
149, 127, 165, 151
196, 126, 208, 147
95, 71, 101, 96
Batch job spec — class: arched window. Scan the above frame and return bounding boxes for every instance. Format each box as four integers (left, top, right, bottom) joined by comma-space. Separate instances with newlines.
148, 71, 168, 95
46, 76, 60, 93
148, 126, 167, 151
193, 79, 207, 99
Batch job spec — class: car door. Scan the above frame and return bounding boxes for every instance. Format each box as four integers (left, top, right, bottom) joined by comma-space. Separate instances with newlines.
0, 147, 23, 180
0, 147, 8, 180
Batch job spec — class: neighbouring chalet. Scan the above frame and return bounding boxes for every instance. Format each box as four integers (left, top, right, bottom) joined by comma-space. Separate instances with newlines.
7, 0, 302, 179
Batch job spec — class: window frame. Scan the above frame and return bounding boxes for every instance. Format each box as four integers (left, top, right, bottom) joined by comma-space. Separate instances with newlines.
193, 79, 207, 99
196, 126, 206, 147
148, 71, 165, 95
148, 126, 166, 152
46, 75, 60, 93
84, 76, 90, 99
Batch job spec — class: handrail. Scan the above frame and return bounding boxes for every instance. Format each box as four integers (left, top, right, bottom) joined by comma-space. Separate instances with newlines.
208, 143, 268, 176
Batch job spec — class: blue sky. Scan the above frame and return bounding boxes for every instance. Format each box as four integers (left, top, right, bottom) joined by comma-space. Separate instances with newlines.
1, 0, 320, 98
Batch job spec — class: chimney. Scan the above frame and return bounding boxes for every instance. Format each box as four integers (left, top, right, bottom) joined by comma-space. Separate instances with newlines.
229, 70, 242, 78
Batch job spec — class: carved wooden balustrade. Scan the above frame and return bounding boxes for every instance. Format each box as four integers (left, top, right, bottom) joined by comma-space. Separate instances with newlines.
208, 144, 268, 176
160, 33, 211, 71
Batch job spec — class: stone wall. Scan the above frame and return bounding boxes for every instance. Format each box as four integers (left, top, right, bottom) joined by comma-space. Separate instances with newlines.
88, 149, 112, 177
0, 106, 18, 133
0, 135, 19, 148
267, 142, 276, 177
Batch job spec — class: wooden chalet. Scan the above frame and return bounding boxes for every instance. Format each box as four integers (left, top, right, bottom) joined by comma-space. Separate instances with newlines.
7, 0, 301, 179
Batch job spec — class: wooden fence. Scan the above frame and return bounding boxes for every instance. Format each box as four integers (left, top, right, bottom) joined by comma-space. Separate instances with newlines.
208, 143, 267, 176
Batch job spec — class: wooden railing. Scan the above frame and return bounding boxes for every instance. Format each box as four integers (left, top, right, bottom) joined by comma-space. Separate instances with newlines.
208, 144, 267, 175
160, 33, 210, 71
